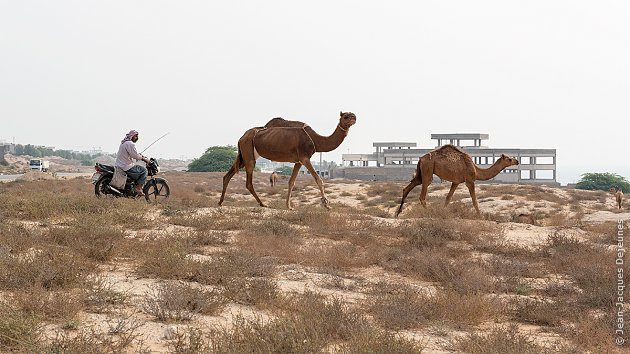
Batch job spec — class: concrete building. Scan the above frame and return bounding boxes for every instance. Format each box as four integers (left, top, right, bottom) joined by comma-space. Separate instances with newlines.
0, 143, 15, 160
337, 133, 558, 185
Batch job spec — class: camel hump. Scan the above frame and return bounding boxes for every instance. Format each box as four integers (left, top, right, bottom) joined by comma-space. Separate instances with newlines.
265, 117, 306, 128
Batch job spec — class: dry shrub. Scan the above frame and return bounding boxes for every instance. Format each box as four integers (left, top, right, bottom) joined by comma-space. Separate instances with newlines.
299, 242, 369, 270
567, 188, 606, 202
142, 281, 226, 321
448, 263, 496, 295
210, 291, 367, 353
366, 283, 432, 330
456, 324, 567, 354
222, 277, 278, 306
582, 221, 620, 245
541, 280, 578, 298
0, 246, 96, 290
337, 328, 423, 354
190, 229, 230, 247
0, 301, 43, 351
367, 283, 500, 330
191, 249, 276, 286
47, 215, 125, 262
135, 237, 195, 280
399, 219, 458, 249
11, 287, 84, 322
166, 327, 208, 353
83, 275, 129, 313
509, 298, 566, 327
399, 217, 500, 248
237, 229, 303, 265
168, 213, 221, 231
244, 219, 296, 237
0, 223, 39, 255
366, 182, 402, 200
541, 232, 619, 309
522, 187, 566, 205
42, 313, 147, 353
403, 201, 481, 220
377, 246, 450, 280
0, 181, 105, 220
562, 312, 622, 351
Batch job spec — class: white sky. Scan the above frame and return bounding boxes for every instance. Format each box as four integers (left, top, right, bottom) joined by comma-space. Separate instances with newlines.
1, 1, 628, 184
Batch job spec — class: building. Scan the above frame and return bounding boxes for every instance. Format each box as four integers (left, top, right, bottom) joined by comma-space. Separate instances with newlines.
338, 133, 558, 185
0, 143, 15, 160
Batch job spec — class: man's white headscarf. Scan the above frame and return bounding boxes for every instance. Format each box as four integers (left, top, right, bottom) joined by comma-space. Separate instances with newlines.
121, 130, 138, 144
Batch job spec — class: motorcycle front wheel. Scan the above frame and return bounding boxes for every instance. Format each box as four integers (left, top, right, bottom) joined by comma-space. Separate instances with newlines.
144, 178, 170, 202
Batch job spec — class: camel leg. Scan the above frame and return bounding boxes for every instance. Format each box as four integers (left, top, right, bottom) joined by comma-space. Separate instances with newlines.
286, 163, 302, 210
218, 159, 243, 206
302, 159, 330, 210
419, 163, 433, 208
444, 182, 459, 206
244, 160, 266, 207
395, 178, 421, 217
465, 180, 480, 214
420, 183, 429, 208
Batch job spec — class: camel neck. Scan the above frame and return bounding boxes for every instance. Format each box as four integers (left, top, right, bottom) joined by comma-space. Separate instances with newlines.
305, 124, 349, 152
474, 160, 510, 181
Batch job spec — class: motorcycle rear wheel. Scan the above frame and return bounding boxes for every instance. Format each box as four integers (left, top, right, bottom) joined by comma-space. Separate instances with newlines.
144, 178, 170, 202
94, 176, 115, 198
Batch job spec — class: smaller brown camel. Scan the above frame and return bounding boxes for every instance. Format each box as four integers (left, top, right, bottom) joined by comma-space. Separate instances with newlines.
610, 187, 624, 210
395, 145, 519, 216
218, 111, 357, 209
269, 171, 279, 187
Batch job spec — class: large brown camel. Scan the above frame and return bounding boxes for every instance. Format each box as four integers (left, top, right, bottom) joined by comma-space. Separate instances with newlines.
218, 111, 357, 209
610, 187, 624, 210
395, 144, 519, 216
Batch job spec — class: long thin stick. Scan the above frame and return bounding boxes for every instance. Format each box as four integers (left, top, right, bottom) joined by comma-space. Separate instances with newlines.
141, 132, 170, 154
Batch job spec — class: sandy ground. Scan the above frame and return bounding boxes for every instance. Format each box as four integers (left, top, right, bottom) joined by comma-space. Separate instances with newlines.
3, 171, 629, 353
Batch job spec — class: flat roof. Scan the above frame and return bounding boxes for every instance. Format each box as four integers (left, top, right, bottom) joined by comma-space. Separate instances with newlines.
373, 142, 417, 148
431, 133, 489, 140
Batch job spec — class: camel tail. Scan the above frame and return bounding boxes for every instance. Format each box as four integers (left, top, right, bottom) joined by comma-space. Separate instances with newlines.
233, 146, 243, 174
413, 161, 422, 182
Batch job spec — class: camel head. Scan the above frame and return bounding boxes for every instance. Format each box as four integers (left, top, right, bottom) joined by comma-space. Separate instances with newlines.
498, 154, 519, 167
339, 111, 357, 131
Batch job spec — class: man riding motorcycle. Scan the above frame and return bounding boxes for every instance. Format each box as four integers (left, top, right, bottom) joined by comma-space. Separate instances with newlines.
116, 130, 150, 196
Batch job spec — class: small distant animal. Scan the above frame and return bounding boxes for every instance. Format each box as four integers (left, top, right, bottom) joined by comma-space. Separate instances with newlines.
270, 171, 279, 187
610, 187, 624, 210
513, 213, 537, 226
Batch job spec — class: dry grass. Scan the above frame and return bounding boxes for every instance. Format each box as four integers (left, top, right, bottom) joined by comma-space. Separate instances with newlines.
0, 174, 625, 352
142, 281, 226, 321
456, 324, 572, 354
366, 282, 501, 330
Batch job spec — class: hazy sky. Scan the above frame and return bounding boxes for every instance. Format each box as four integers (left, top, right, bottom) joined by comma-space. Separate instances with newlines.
1, 1, 628, 184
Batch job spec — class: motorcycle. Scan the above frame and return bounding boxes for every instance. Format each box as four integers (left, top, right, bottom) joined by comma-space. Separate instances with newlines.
91, 158, 170, 202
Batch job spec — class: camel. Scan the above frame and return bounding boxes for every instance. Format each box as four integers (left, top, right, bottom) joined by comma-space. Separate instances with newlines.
269, 171, 279, 187
610, 187, 624, 210
395, 144, 519, 216
218, 111, 357, 210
